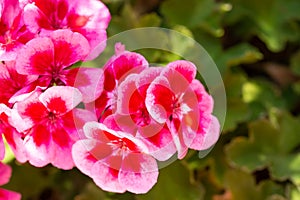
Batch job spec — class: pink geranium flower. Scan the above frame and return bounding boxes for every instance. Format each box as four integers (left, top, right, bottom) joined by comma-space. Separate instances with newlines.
72, 122, 158, 194
0, 0, 34, 61
16, 29, 103, 103
145, 60, 220, 159
0, 61, 38, 106
0, 163, 21, 200
22, 0, 111, 60
0, 104, 27, 163
12, 86, 96, 169
87, 43, 148, 121
107, 68, 176, 161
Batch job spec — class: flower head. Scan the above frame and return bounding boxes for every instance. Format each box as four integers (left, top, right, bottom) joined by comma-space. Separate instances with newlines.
87, 43, 148, 121
12, 86, 96, 169
72, 122, 158, 194
0, 0, 34, 60
22, 0, 111, 60
145, 60, 220, 159
16, 29, 103, 103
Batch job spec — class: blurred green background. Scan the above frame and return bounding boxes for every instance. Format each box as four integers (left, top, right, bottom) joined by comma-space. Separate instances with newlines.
4, 0, 300, 199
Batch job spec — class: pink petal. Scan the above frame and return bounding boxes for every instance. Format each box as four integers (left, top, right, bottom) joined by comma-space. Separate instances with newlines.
83, 122, 119, 142
0, 163, 11, 186
72, 108, 97, 139
72, 139, 98, 176
3, 128, 27, 163
138, 123, 176, 161
190, 115, 220, 150
110, 52, 148, 81
67, 0, 111, 60
50, 29, 90, 66
136, 67, 163, 96
146, 76, 173, 124
23, 3, 49, 33
0, 189, 21, 200
39, 86, 82, 114
91, 156, 126, 193
51, 132, 75, 170
65, 67, 104, 103
190, 80, 214, 113
78, 29, 107, 61
119, 153, 158, 194
117, 74, 140, 114
16, 37, 54, 75
103, 114, 133, 133
0, 61, 37, 106
164, 60, 197, 84
13, 89, 46, 132
1, 0, 20, 27
167, 119, 189, 159
0, 137, 4, 161
24, 125, 53, 167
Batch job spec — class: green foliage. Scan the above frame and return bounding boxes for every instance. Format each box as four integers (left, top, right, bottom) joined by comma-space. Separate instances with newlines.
5, 0, 300, 199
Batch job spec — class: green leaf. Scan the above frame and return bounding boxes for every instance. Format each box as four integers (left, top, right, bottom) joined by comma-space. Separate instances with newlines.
290, 50, 300, 76
138, 161, 204, 200
161, 0, 215, 28
225, 169, 285, 200
226, 112, 300, 185
224, 43, 263, 67
225, 0, 300, 52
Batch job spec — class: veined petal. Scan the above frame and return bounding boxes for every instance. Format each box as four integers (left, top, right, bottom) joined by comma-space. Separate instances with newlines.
39, 86, 82, 114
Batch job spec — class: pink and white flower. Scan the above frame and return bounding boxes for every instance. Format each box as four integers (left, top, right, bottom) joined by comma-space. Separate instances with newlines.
12, 86, 96, 169
72, 121, 158, 194
16, 29, 103, 103
0, 163, 21, 200
87, 43, 148, 121
145, 60, 220, 159
22, 0, 111, 60
0, 0, 34, 61
107, 68, 176, 161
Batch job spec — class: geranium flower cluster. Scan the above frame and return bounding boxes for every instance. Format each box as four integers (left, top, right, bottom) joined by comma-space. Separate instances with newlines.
0, 0, 220, 195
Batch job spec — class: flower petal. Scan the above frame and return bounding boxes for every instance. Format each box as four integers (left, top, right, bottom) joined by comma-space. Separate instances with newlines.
39, 86, 82, 114
16, 37, 54, 75
190, 115, 220, 150
0, 189, 21, 200
117, 74, 140, 114
65, 67, 104, 103
50, 29, 90, 66
146, 76, 173, 123
0, 163, 11, 186
91, 156, 126, 193
119, 153, 158, 194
